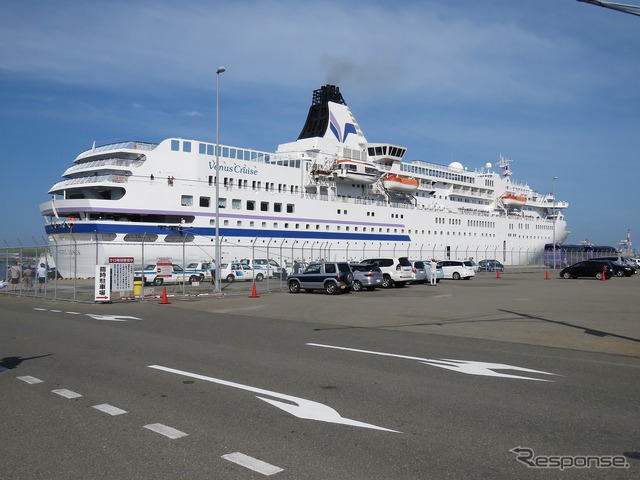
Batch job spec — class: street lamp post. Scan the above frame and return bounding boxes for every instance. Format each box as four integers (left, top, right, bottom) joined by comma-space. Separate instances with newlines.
214, 66, 225, 294
552, 176, 558, 270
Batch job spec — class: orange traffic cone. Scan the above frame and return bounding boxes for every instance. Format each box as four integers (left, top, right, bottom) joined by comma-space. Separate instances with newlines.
496, 269, 501, 279
545, 270, 550, 280
601, 266, 607, 282
159, 286, 171, 304
249, 282, 259, 298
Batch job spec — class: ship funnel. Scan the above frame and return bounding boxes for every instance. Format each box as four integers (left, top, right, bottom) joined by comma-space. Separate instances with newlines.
298, 84, 347, 140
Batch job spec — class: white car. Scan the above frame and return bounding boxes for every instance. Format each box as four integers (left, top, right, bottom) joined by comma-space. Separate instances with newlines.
360, 257, 413, 288
220, 262, 266, 282
437, 260, 476, 280
135, 263, 185, 286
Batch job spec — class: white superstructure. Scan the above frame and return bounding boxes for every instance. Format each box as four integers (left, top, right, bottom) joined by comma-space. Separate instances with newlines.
39, 85, 569, 278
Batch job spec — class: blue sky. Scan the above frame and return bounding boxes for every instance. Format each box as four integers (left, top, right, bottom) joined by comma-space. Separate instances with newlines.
1, 0, 638, 249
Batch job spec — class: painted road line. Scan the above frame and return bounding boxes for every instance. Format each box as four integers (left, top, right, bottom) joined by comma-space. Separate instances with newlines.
52, 389, 82, 399
66, 311, 82, 315
33, 308, 47, 311
17, 376, 43, 384
143, 423, 188, 439
149, 364, 398, 433
50, 310, 62, 313
222, 452, 284, 476
307, 343, 560, 381
93, 404, 128, 416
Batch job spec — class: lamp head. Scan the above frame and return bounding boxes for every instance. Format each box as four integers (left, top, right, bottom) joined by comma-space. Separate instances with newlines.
216, 66, 226, 74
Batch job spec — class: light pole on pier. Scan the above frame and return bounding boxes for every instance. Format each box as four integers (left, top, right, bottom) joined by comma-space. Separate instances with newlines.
214, 66, 226, 294
552, 176, 558, 270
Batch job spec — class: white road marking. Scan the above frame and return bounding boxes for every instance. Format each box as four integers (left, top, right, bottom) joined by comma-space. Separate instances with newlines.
17, 376, 43, 384
222, 452, 284, 476
33, 308, 47, 311
66, 311, 82, 315
50, 310, 62, 313
52, 389, 82, 399
307, 343, 559, 382
92, 404, 128, 416
85, 314, 141, 322
149, 365, 398, 433
143, 423, 188, 439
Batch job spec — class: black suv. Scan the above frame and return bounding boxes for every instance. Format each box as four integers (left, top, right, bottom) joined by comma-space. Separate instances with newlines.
559, 260, 613, 280
287, 262, 353, 295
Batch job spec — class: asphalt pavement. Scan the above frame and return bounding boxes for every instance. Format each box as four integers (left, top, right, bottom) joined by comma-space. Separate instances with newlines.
1, 273, 638, 479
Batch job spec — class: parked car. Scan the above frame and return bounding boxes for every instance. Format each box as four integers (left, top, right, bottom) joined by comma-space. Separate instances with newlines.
239, 258, 287, 278
477, 259, 504, 272
438, 260, 476, 280
135, 263, 185, 286
591, 259, 635, 277
464, 260, 478, 272
183, 261, 212, 283
559, 260, 613, 280
350, 263, 383, 291
287, 261, 353, 295
360, 257, 413, 288
220, 262, 265, 282
409, 260, 427, 284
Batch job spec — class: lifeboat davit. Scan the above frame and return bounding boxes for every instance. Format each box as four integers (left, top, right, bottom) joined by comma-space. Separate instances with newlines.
502, 193, 527, 207
383, 174, 419, 193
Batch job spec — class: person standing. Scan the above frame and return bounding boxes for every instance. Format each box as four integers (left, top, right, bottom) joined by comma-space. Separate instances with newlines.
8, 263, 21, 292
37, 263, 47, 293
429, 259, 437, 286
22, 266, 33, 290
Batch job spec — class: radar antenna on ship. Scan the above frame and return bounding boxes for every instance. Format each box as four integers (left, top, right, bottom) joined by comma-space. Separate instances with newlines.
496, 154, 512, 178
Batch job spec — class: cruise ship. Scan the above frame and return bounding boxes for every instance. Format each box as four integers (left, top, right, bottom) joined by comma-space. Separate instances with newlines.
39, 84, 569, 278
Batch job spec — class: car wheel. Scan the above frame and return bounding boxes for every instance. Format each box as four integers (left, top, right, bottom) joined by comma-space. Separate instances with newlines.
381, 275, 393, 288
189, 275, 199, 284
199, 274, 205, 282
562, 272, 571, 279
352, 280, 363, 292
595, 272, 603, 280
452, 272, 461, 280
288, 280, 301, 293
325, 282, 338, 295
226, 274, 235, 283
153, 277, 163, 286
255, 273, 264, 282
616, 271, 624, 277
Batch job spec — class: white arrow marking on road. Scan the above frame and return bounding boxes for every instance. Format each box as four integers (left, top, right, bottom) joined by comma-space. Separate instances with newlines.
148, 364, 398, 433
307, 343, 559, 382
85, 314, 141, 322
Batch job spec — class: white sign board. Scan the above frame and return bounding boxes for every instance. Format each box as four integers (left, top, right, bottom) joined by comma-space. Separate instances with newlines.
94, 265, 111, 302
109, 257, 134, 292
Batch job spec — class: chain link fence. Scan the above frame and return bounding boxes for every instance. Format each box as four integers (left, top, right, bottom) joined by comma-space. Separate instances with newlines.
1, 237, 613, 303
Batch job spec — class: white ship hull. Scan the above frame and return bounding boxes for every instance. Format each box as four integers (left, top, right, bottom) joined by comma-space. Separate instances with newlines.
40, 85, 569, 278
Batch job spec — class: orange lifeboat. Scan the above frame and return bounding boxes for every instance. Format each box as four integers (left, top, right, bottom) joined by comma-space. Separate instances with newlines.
383, 174, 419, 193
502, 193, 527, 207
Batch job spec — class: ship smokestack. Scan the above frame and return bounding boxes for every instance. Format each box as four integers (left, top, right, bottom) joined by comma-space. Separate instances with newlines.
298, 84, 347, 140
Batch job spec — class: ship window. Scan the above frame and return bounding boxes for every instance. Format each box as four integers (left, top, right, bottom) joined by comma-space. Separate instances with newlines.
207, 144, 214, 155
164, 234, 195, 243
337, 209, 341, 214
316, 225, 320, 230
274, 203, 282, 213
284, 223, 289, 228
306, 224, 310, 230
224, 220, 229, 226
171, 140, 179, 151
199, 143, 206, 154
218, 198, 227, 208
247, 200, 255, 210
183, 141, 191, 152
199, 196, 210, 207
274, 222, 278, 228
261, 202, 269, 212
295, 223, 300, 229
286, 204, 294, 213
100, 233, 117, 241
237, 221, 242, 226
262, 222, 266, 228
232, 199, 241, 209
124, 234, 158, 242
181, 195, 193, 206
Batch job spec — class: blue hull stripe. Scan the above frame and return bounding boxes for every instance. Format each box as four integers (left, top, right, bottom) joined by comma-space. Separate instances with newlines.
45, 223, 412, 242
